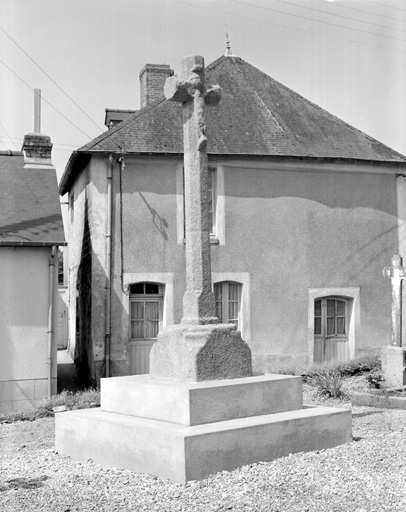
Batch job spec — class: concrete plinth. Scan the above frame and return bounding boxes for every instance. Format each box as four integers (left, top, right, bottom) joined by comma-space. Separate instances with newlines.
101, 374, 303, 425
149, 323, 252, 382
55, 374, 352, 484
382, 346, 406, 388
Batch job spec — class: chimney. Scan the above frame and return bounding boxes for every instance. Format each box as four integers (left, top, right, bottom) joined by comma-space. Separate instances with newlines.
139, 64, 173, 108
22, 88, 53, 166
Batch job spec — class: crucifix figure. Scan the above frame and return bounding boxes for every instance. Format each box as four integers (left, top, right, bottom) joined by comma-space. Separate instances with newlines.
164, 55, 221, 325
383, 254, 406, 347
149, 55, 252, 381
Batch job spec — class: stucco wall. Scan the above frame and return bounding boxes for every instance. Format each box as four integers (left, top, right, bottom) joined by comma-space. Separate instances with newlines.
211, 160, 398, 370
72, 154, 401, 376
113, 157, 398, 372
0, 246, 57, 413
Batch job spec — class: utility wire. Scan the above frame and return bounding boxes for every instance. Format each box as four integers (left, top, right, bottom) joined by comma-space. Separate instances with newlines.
270, 0, 406, 26
0, 135, 81, 148
0, 57, 94, 140
0, 25, 104, 132
366, 0, 406, 13
0, 57, 124, 152
227, 0, 406, 42
170, 0, 406, 53
0, 120, 19, 150
0, 136, 8, 150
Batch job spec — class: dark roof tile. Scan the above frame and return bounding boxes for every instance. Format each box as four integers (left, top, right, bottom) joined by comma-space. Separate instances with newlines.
0, 152, 66, 245
60, 55, 406, 194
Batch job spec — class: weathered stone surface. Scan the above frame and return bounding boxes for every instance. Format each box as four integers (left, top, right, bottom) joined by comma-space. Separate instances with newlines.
150, 323, 252, 382
382, 345, 406, 388
150, 54, 252, 380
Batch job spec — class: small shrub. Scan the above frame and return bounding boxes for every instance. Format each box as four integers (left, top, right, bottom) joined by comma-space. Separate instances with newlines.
333, 355, 381, 377
0, 388, 100, 423
307, 369, 346, 399
365, 372, 384, 389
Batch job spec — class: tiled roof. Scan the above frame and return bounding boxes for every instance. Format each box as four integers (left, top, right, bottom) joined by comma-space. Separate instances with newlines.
0, 151, 66, 246
60, 55, 406, 194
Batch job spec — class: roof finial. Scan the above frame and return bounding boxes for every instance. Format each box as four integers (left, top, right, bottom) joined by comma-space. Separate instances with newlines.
225, 28, 233, 57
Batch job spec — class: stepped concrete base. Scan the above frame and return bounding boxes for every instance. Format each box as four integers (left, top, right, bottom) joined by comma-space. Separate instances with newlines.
101, 374, 303, 425
55, 374, 352, 484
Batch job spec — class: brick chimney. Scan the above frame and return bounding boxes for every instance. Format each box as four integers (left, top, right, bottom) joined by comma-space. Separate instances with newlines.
22, 88, 53, 166
139, 64, 173, 108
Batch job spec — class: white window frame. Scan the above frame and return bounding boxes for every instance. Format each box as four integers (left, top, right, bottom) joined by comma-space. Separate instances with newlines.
177, 163, 225, 245
214, 281, 241, 327
123, 273, 174, 329
129, 283, 164, 341
308, 287, 360, 364
212, 272, 251, 343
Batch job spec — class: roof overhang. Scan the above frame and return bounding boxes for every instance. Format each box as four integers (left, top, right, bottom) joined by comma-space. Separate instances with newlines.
0, 241, 67, 247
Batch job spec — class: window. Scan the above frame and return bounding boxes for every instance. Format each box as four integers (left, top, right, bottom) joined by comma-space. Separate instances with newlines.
207, 167, 217, 236
177, 164, 224, 244
69, 193, 74, 224
129, 282, 163, 340
214, 281, 241, 327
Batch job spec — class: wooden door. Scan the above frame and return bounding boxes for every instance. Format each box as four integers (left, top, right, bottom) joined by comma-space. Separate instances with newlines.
314, 297, 349, 364
129, 289, 162, 374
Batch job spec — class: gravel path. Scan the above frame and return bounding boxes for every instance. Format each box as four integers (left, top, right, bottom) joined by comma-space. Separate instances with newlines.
1, 378, 406, 511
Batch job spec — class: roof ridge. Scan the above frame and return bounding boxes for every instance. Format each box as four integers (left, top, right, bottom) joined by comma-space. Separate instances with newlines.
227, 57, 286, 138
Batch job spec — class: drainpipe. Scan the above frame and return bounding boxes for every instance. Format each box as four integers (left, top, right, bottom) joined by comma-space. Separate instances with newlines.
105, 154, 113, 377
47, 246, 57, 398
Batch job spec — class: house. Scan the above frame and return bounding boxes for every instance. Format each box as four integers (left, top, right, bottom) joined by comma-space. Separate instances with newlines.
0, 129, 66, 414
59, 54, 406, 386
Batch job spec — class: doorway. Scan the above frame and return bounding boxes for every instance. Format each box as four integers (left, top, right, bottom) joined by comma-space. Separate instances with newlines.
314, 297, 350, 364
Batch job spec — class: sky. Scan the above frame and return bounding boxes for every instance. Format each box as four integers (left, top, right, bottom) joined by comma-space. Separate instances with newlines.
0, 0, 405, 184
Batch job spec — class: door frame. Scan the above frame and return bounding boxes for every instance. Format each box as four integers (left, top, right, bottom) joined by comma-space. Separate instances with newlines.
308, 287, 360, 365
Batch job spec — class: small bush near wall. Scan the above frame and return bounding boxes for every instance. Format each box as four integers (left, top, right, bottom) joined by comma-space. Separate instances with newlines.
0, 389, 100, 423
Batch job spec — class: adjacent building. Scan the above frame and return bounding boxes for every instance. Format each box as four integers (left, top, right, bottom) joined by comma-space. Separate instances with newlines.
0, 130, 66, 414
59, 54, 406, 385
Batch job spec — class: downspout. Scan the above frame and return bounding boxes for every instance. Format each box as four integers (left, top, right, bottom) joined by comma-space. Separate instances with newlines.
47, 246, 57, 398
105, 154, 113, 377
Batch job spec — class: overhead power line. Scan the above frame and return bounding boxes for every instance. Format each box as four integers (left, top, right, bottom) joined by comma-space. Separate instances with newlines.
270, 0, 406, 26
366, 0, 406, 13
0, 121, 18, 150
0, 25, 104, 133
0, 135, 81, 149
227, 0, 406, 42
0, 58, 93, 140
170, 0, 406, 54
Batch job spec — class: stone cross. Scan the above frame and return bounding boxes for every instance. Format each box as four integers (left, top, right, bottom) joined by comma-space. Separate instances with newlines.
383, 255, 406, 346
164, 55, 222, 325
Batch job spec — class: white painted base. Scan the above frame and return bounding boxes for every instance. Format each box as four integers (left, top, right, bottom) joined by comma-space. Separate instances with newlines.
55, 374, 352, 484
101, 374, 303, 425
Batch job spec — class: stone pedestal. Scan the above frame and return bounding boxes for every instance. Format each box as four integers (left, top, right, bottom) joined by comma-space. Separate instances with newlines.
149, 323, 252, 382
55, 374, 352, 484
382, 346, 406, 388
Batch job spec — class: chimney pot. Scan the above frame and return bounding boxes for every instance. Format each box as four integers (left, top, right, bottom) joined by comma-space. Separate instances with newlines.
22, 133, 53, 165
139, 64, 173, 108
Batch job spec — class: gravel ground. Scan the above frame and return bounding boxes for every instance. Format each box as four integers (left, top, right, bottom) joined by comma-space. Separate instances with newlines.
1, 376, 406, 512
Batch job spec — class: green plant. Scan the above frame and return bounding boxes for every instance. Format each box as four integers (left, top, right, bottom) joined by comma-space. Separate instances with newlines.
365, 372, 384, 389
0, 388, 100, 424
307, 369, 347, 399
302, 355, 381, 383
